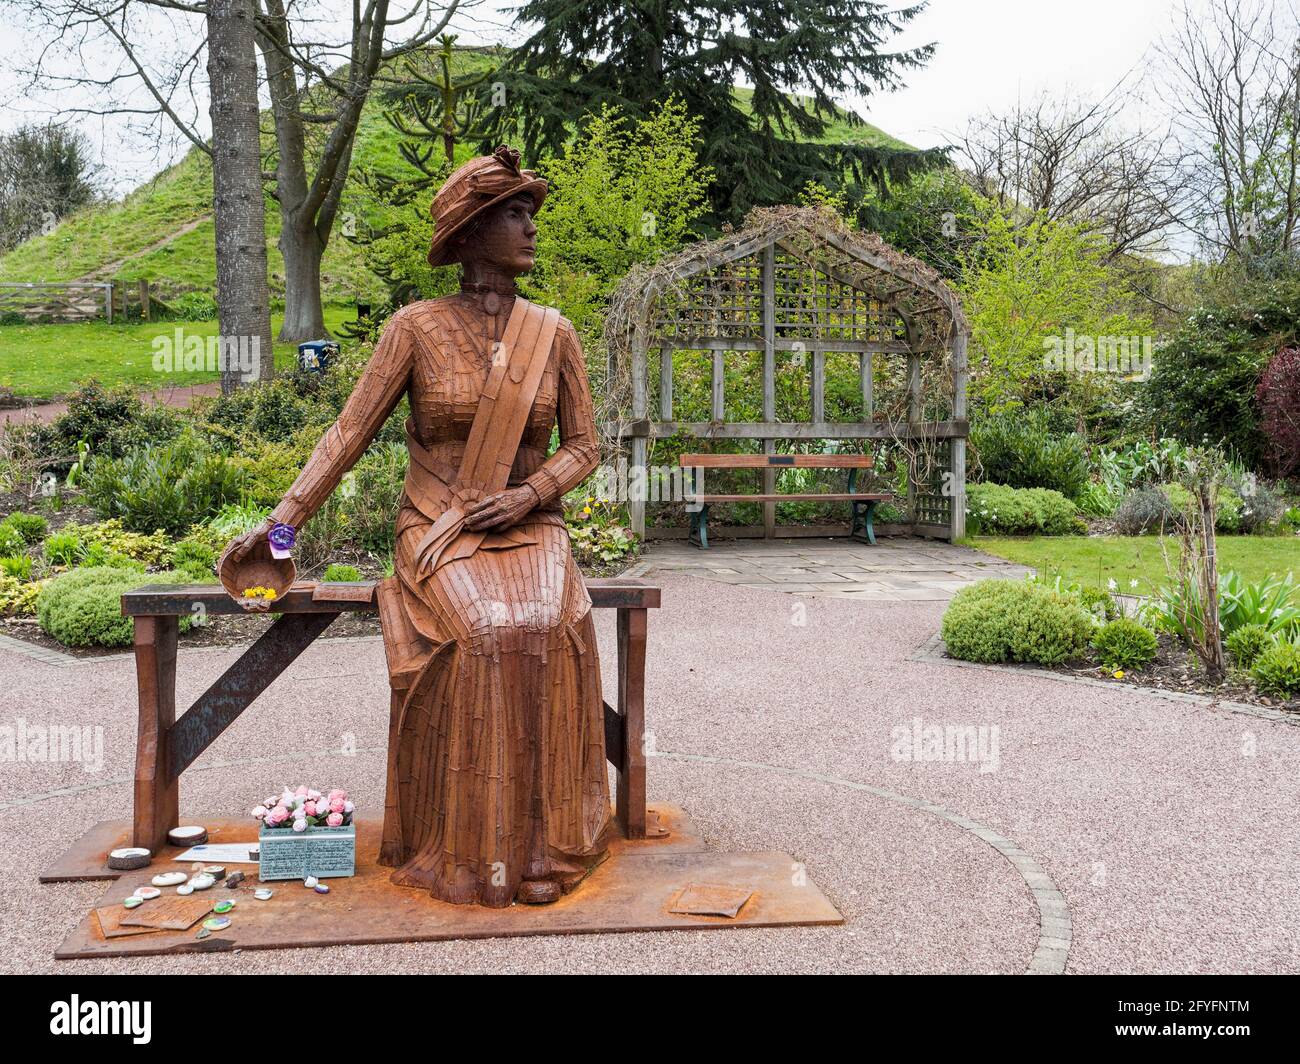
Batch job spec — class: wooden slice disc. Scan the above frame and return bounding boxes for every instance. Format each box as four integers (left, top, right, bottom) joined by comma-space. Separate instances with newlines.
107, 847, 152, 871
167, 825, 209, 847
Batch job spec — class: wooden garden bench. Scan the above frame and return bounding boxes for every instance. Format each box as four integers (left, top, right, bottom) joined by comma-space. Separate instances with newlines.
679, 453, 893, 548
120, 578, 661, 856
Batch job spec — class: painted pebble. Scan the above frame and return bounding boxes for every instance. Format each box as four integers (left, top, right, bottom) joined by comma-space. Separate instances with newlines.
304, 876, 319, 888
202, 916, 231, 931
152, 872, 187, 887
189, 873, 216, 890
314, 883, 330, 894
213, 900, 235, 914
200, 865, 225, 878
176, 884, 195, 896
133, 886, 161, 900
253, 888, 273, 901
122, 896, 144, 909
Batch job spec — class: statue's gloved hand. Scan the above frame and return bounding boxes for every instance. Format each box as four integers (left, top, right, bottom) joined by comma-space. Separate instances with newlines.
216, 517, 277, 613
463, 484, 539, 532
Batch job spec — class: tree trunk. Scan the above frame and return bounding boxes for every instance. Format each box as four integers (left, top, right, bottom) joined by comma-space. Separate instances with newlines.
278, 214, 327, 341
207, 0, 273, 392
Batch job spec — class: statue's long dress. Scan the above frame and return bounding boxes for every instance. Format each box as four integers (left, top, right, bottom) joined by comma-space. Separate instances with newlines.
269, 293, 611, 907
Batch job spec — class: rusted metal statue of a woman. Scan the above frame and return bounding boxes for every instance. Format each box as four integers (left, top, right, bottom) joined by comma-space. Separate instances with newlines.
218, 147, 611, 907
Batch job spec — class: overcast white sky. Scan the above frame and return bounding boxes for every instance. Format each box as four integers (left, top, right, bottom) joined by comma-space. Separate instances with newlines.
0, 0, 1213, 195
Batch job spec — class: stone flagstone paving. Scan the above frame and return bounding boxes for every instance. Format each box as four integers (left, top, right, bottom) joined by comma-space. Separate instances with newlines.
625, 535, 1031, 600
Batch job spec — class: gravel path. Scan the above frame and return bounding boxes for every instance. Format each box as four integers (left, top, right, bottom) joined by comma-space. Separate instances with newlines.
2, 570, 1297, 973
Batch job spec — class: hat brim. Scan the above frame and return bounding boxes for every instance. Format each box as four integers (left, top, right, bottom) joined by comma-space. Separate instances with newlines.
427, 178, 548, 268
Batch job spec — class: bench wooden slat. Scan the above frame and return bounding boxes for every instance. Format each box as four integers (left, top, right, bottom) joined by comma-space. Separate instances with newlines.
695, 493, 892, 503
680, 453, 875, 468
121, 579, 661, 617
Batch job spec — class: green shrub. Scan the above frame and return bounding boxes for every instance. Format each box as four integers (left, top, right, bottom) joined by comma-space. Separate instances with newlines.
0, 575, 45, 616
1075, 480, 1119, 517
1029, 573, 1117, 620
84, 432, 246, 535
0, 522, 24, 555
1235, 478, 1286, 534
42, 530, 82, 566
941, 579, 1096, 665
340, 443, 408, 554
1, 512, 48, 543
158, 291, 219, 321
27, 380, 182, 473
1226, 624, 1274, 669
323, 563, 362, 582
0, 555, 33, 580
231, 442, 308, 509
1093, 618, 1158, 671
1217, 571, 1300, 636
965, 483, 1085, 536
1113, 486, 1177, 534
37, 567, 193, 647
970, 410, 1090, 500
1163, 482, 1243, 533
171, 538, 218, 579
1252, 639, 1300, 699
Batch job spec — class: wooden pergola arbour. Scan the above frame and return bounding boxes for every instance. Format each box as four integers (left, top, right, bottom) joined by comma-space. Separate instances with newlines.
605, 206, 971, 542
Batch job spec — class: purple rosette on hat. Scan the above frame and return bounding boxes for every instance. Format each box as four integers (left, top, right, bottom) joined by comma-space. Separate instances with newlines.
268, 522, 297, 560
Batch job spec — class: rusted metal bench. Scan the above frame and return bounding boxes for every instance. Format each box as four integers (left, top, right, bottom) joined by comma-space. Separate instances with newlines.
121, 578, 661, 857
679, 453, 893, 548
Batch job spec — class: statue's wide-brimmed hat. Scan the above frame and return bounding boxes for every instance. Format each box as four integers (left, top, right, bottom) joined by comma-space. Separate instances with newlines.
427, 145, 547, 267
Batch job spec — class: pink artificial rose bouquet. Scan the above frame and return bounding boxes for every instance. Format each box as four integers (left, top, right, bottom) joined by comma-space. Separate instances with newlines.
252, 785, 355, 831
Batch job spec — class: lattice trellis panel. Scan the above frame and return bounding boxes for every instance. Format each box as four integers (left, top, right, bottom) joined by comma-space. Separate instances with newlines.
604, 206, 970, 541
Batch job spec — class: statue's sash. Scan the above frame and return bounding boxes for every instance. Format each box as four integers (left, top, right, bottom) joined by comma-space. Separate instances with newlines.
409, 297, 561, 579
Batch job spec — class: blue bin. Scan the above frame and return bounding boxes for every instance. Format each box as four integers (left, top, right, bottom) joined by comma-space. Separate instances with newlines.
297, 339, 339, 374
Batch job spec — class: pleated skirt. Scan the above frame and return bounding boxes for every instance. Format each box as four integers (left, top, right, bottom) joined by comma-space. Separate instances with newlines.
378, 511, 612, 907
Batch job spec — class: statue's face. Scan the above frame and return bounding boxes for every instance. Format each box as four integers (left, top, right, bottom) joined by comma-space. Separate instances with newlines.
456, 193, 538, 276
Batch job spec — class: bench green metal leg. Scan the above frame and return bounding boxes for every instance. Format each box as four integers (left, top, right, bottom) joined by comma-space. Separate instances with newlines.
847, 467, 877, 545
850, 500, 877, 545
688, 503, 710, 549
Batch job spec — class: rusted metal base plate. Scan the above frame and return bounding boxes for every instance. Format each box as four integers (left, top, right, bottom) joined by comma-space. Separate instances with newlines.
39, 804, 702, 884
51, 810, 842, 959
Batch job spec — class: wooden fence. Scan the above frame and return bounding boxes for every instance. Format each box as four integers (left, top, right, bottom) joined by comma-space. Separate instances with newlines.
0, 279, 165, 323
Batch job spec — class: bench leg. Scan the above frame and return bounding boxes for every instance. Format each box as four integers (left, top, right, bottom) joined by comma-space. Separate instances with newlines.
132, 615, 179, 853
615, 606, 647, 839
850, 500, 878, 545
688, 502, 710, 549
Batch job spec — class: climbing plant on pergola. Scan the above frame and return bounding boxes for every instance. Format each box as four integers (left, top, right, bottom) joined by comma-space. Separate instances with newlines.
603, 206, 971, 542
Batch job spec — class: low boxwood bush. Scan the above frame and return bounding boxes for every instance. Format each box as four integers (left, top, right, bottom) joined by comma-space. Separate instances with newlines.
941, 579, 1096, 665
1226, 624, 1274, 669
966, 483, 1085, 536
37, 567, 193, 647
1093, 618, 1158, 671
1252, 640, 1300, 699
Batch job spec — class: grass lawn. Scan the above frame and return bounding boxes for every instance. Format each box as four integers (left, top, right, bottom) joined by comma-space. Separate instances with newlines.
0, 307, 355, 399
969, 535, 1300, 594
